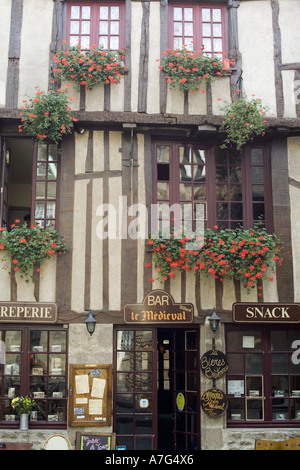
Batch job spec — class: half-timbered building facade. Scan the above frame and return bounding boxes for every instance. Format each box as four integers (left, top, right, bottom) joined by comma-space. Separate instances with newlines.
0, 0, 300, 450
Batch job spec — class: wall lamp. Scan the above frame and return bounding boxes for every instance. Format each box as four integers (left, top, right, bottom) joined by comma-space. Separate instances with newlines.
85, 310, 97, 336
209, 308, 221, 334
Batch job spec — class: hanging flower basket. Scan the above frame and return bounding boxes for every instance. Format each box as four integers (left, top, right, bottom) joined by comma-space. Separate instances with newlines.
148, 225, 284, 291
220, 94, 269, 150
19, 87, 75, 144
158, 45, 232, 93
52, 42, 128, 91
0, 220, 68, 282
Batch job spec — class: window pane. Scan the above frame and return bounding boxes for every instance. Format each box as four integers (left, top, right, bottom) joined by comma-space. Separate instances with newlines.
272, 354, 288, 374
117, 331, 134, 350
194, 186, 206, 200
100, 6, 108, 19
246, 354, 262, 374
50, 331, 66, 353
82, 6, 91, 19
271, 331, 287, 351
117, 351, 134, 371
70, 21, 80, 35
136, 331, 152, 349
180, 183, 192, 200
81, 21, 90, 34
202, 24, 211, 36
100, 21, 108, 34
116, 393, 133, 413
247, 399, 263, 420
110, 36, 119, 50
157, 182, 169, 199
5, 332, 21, 352
71, 6, 80, 19
212, 9, 222, 22
202, 8, 211, 21
111, 21, 119, 35
111, 6, 119, 19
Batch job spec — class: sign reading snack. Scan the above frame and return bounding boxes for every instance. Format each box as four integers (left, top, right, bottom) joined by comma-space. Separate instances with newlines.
233, 302, 300, 323
124, 290, 193, 324
0, 302, 57, 323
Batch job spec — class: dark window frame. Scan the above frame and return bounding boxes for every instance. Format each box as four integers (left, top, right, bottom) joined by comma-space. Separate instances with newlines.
152, 141, 273, 233
226, 324, 300, 428
168, 2, 227, 56
66, 1, 126, 51
31, 142, 61, 230
0, 325, 68, 429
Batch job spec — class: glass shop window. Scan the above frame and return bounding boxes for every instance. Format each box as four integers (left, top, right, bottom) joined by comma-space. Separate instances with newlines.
0, 327, 68, 428
226, 326, 300, 426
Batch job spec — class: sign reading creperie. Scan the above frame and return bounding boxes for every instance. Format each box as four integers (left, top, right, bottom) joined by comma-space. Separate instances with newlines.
0, 302, 57, 323
233, 303, 300, 323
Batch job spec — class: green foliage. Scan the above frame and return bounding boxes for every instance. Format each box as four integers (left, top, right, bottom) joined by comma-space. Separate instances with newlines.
11, 396, 36, 415
220, 95, 269, 150
159, 46, 231, 93
148, 225, 283, 290
0, 221, 68, 282
20, 87, 74, 144
53, 42, 127, 90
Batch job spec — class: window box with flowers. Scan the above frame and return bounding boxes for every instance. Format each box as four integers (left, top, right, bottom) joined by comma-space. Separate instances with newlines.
158, 46, 232, 93
52, 42, 128, 91
19, 87, 76, 144
220, 94, 269, 150
0, 221, 68, 283
148, 225, 284, 291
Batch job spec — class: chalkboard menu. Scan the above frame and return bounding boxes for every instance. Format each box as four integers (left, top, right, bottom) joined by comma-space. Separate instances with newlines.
69, 364, 112, 427
75, 432, 116, 450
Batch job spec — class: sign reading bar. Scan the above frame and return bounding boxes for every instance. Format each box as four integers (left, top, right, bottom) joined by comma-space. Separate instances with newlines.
233, 302, 300, 324
124, 290, 194, 324
0, 302, 57, 323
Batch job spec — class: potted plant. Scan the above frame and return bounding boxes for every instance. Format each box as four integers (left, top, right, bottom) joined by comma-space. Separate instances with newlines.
52, 42, 128, 90
220, 93, 269, 150
148, 225, 283, 291
11, 396, 36, 430
19, 87, 76, 143
158, 45, 232, 93
0, 220, 68, 282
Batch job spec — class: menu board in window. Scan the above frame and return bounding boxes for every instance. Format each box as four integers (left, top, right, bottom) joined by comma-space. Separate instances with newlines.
69, 364, 112, 427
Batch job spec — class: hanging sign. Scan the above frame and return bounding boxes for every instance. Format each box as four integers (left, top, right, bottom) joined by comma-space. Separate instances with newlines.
233, 302, 300, 323
124, 290, 193, 324
201, 389, 227, 417
200, 349, 228, 380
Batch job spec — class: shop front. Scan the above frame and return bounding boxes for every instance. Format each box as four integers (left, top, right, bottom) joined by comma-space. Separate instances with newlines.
113, 290, 201, 450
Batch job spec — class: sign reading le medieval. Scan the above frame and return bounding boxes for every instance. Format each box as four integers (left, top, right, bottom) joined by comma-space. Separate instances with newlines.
124, 290, 194, 324
0, 302, 57, 323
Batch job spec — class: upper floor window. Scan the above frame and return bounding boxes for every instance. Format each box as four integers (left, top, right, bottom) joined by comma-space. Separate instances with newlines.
152, 142, 273, 234
0, 139, 60, 230
66, 1, 125, 51
168, 3, 226, 57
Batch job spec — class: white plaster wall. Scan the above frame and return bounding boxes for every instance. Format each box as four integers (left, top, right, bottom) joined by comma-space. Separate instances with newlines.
131, 2, 143, 112
18, 0, 53, 105
0, 0, 12, 107
279, 0, 300, 64
147, 1, 161, 114
288, 136, 300, 301
238, 1, 277, 115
